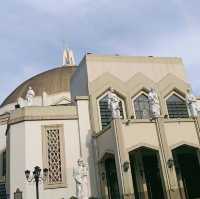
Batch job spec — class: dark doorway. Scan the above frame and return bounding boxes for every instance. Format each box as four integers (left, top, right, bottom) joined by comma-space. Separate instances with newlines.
129, 153, 140, 199
129, 147, 165, 199
173, 145, 200, 199
104, 156, 120, 199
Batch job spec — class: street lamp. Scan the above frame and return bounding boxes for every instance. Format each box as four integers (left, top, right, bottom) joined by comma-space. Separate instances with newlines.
25, 166, 48, 199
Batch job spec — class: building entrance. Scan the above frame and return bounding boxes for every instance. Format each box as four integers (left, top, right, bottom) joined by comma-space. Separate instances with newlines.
173, 145, 200, 199
129, 147, 165, 199
104, 155, 120, 199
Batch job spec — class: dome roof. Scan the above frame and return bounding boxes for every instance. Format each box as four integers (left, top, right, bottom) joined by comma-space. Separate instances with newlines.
1, 65, 77, 107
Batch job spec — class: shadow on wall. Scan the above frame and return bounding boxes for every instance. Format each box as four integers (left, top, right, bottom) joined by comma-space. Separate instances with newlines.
86, 129, 99, 198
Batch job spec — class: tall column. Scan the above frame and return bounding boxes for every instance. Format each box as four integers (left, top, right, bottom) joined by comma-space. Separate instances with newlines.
113, 119, 134, 198
76, 96, 98, 197
155, 117, 181, 199
194, 117, 200, 145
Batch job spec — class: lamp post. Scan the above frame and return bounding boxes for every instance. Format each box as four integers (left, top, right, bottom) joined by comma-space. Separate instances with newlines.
25, 166, 48, 199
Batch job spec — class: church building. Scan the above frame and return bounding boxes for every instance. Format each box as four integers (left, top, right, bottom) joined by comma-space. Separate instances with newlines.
0, 50, 200, 199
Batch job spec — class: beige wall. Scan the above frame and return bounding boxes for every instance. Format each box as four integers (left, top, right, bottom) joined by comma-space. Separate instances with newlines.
8, 122, 26, 199
96, 127, 117, 160
0, 124, 7, 177
70, 58, 89, 99
74, 54, 190, 133
122, 121, 159, 151
0, 91, 71, 115
9, 119, 80, 199
7, 103, 98, 198
165, 120, 200, 149
76, 98, 98, 196
86, 54, 187, 83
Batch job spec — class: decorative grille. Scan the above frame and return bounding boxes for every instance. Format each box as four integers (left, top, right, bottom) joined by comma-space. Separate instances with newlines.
166, 94, 189, 118
47, 128, 62, 184
99, 95, 124, 129
42, 125, 66, 188
133, 94, 151, 119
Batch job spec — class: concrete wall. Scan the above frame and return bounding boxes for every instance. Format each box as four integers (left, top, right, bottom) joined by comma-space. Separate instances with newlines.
7, 101, 98, 199
96, 128, 116, 160
164, 120, 200, 149
8, 122, 26, 198
0, 124, 6, 177
122, 121, 159, 151
0, 91, 71, 115
9, 119, 80, 199
85, 54, 187, 84
76, 98, 98, 196
70, 58, 89, 99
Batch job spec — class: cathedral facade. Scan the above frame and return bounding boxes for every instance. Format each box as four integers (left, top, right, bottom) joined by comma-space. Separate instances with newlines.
0, 50, 200, 199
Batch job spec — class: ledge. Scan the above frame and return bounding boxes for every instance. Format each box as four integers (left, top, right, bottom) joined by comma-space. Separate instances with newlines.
163, 118, 195, 123
75, 96, 89, 101
0, 113, 9, 125
9, 105, 78, 124
86, 54, 182, 64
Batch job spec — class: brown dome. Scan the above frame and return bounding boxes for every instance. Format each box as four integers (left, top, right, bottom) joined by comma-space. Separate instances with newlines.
1, 65, 77, 107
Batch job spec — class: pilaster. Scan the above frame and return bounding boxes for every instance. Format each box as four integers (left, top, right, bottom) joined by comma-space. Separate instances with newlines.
194, 117, 200, 145
113, 119, 134, 198
155, 117, 181, 199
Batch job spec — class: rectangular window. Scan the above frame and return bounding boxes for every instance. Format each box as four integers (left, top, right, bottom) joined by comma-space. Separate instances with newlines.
42, 124, 66, 188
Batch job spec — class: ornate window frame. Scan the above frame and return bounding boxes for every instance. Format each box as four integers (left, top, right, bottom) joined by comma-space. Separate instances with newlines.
42, 124, 67, 189
132, 91, 150, 119
97, 91, 126, 130
165, 91, 189, 118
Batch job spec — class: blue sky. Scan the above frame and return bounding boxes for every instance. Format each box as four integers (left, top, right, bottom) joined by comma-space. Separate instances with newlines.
0, 0, 200, 103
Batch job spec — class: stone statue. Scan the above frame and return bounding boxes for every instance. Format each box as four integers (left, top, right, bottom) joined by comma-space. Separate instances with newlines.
26, 86, 35, 106
107, 87, 121, 119
148, 88, 161, 118
186, 89, 200, 117
73, 158, 89, 199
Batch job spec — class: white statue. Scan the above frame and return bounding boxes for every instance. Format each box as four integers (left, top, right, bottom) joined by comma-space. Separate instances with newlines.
26, 86, 35, 106
73, 158, 89, 199
107, 87, 121, 119
148, 88, 161, 118
186, 89, 200, 117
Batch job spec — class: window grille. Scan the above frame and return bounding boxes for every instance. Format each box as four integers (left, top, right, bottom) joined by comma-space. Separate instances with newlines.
133, 94, 151, 119
99, 95, 124, 129
166, 94, 189, 118
42, 125, 66, 188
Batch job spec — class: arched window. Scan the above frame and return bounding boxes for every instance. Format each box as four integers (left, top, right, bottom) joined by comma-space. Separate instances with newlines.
98, 93, 125, 129
133, 93, 151, 119
166, 94, 189, 118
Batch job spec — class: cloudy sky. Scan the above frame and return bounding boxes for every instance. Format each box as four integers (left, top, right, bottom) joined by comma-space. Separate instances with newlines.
0, 0, 200, 103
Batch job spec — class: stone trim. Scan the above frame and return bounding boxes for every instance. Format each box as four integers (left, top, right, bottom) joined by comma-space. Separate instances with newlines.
75, 96, 89, 101
0, 114, 9, 125
127, 143, 160, 152
164, 118, 194, 123
86, 54, 183, 64
89, 72, 190, 133
9, 106, 78, 124
42, 124, 67, 189
170, 141, 200, 150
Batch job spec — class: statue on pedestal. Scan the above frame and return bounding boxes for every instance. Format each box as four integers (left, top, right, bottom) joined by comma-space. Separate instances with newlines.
73, 158, 89, 199
26, 86, 35, 106
148, 88, 161, 118
186, 89, 200, 117
107, 87, 121, 119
